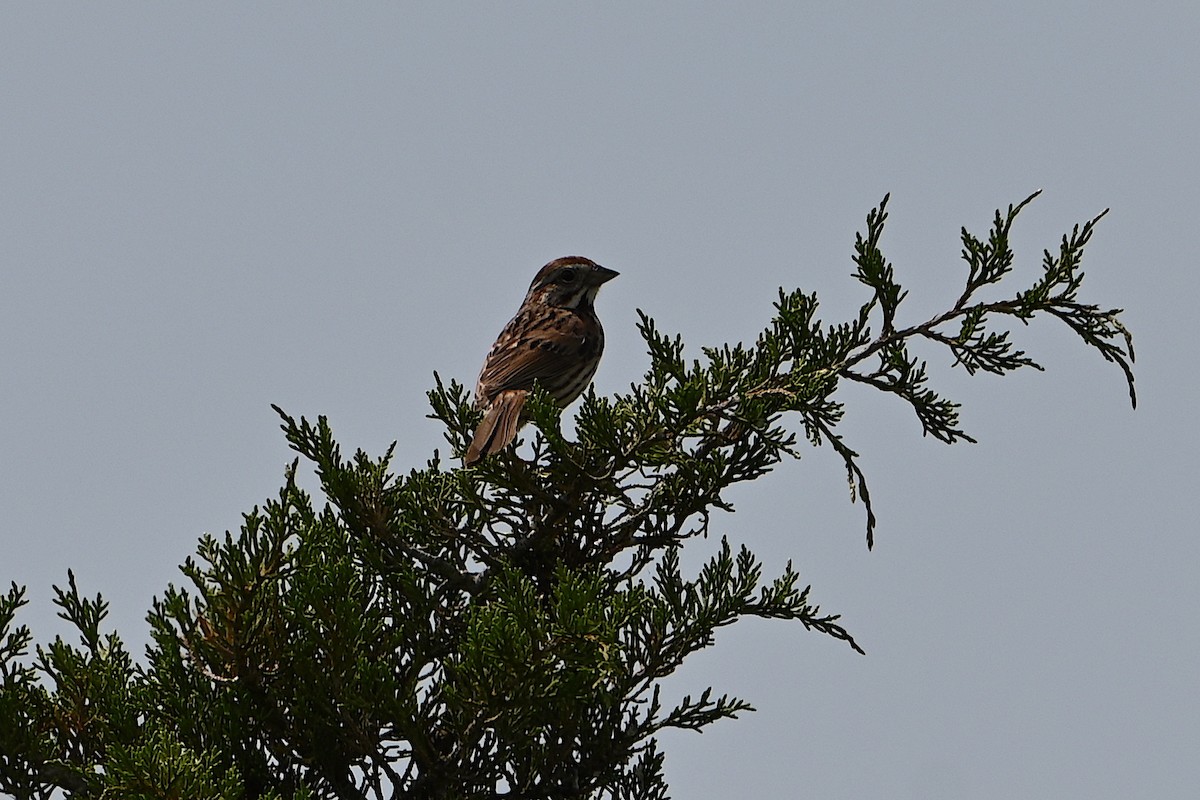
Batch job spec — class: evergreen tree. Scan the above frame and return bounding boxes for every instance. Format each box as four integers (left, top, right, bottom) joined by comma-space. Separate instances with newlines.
0, 194, 1135, 799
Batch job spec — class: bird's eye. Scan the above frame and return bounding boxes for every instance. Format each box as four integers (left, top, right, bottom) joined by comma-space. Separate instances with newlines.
558, 267, 578, 283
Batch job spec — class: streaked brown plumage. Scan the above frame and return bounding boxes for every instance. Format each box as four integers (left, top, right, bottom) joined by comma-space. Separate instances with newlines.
465, 256, 618, 466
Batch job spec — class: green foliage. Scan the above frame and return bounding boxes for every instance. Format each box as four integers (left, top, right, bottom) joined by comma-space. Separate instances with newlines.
0, 196, 1134, 798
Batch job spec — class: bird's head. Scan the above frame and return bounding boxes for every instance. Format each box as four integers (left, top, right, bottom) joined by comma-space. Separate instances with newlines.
527, 256, 619, 310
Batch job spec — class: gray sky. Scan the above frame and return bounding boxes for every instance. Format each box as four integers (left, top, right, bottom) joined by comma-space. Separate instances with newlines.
2, 3, 1196, 798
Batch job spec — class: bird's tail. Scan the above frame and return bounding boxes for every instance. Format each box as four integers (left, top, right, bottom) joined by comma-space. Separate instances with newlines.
465, 389, 527, 466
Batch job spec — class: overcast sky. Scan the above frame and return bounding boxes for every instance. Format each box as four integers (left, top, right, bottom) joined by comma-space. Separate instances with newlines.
2, 3, 1196, 798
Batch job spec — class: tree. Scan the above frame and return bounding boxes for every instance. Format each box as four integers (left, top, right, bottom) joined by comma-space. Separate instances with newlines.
0, 193, 1134, 799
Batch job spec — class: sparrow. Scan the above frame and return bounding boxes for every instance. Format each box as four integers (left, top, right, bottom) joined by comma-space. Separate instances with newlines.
465, 256, 618, 465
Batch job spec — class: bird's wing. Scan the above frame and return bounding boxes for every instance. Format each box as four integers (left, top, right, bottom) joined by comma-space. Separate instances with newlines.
476, 310, 592, 398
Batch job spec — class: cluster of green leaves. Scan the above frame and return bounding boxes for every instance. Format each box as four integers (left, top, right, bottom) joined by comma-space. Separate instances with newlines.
1, 576, 247, 800
0, 195, 1133, 799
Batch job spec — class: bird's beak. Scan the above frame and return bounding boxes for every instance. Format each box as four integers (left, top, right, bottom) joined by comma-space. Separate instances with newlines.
592, 265, 620, 284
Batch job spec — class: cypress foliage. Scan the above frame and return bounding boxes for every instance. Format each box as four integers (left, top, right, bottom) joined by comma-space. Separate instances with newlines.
0, 195, 1134, 799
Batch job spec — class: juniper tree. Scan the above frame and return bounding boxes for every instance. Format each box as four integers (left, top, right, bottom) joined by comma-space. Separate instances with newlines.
0, 193, 1135, 799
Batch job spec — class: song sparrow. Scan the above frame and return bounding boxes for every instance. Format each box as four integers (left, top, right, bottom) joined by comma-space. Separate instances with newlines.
465, 256, 619, 466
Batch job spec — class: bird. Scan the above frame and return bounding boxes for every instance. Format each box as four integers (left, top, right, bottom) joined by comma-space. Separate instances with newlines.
465, 256, 619, 466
